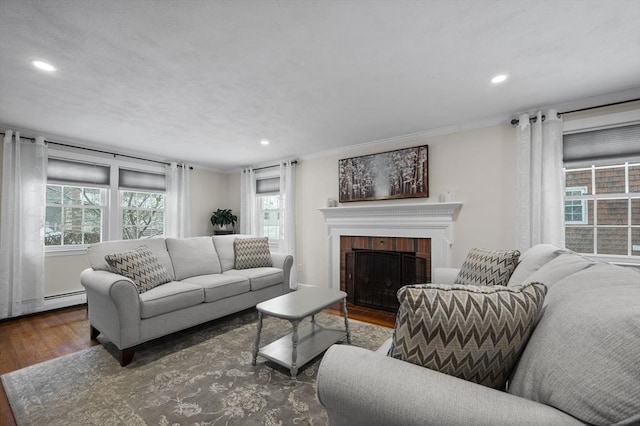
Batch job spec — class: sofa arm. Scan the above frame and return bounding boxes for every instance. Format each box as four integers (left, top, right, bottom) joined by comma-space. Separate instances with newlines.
80, 268, 141, 349
271, 253, 294, 290
317, 345, 582, 426
432, 267, 460, 284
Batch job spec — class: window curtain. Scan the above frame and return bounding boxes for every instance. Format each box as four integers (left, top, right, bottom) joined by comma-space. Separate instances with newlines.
0, 131, 48, 319
280, 160, 297, 290
240, 168, 257, 235
515, 110, 565, 252
165, 162, 191, 238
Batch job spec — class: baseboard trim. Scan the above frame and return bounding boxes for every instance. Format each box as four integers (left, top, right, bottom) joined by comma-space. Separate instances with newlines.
44, 291, 86, 311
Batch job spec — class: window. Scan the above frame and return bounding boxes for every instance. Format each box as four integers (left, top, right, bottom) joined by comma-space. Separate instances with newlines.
563, 121, 640, 259
45, 185, 105, 246
258, 194, 283, 240
564, 187, 588, 224
118, 167, 166, 240
255, 174, 284, 245
121, 191, 165, 239
45, 150, 168, 251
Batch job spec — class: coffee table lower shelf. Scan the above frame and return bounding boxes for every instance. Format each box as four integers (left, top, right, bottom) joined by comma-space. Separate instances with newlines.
257, 322, 346, 375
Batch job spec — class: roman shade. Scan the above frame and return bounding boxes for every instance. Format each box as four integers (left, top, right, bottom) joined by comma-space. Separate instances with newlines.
119, 168, 166, 191
563, 123, 640, 166
47, 158, 110, 186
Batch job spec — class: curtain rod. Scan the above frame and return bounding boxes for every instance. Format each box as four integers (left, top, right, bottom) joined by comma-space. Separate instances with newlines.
509, 98, 640, 126
0, 132, 192, 169
245, 160, 298, 172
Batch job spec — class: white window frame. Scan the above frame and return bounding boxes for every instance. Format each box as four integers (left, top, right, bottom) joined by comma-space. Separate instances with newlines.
46, 148, 167, 256
254, 168, 283, 251
45, 184, 108, 248
120, 189, 166, 240
562, 109, 640, 265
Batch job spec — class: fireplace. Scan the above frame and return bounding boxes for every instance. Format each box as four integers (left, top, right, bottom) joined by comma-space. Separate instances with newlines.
319, 202, 462, 293
341, 236, 430, 311
346, 249, 427, 312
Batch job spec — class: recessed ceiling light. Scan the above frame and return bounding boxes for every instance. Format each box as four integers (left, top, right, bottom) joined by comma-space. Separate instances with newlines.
261, 140, 269, 145
32, 60, 57, 72
491, 74, 508, 84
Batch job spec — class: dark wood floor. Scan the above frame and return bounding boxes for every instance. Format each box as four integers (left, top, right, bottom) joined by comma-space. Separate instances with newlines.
0, 305, 99, 426
324, 300, 397, 328
0, 302, 395, 424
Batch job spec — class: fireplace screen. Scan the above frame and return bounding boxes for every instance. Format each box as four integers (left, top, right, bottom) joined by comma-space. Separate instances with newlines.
345, 249, 427, 312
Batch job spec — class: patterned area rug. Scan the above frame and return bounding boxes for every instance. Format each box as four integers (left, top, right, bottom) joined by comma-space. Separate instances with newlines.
2, 310, 392, 425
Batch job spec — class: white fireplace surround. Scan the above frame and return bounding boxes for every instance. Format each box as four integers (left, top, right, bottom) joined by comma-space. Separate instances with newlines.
319, 202, 463, 290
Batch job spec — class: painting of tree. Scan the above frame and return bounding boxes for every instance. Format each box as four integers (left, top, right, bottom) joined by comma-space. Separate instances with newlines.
339, 145, 428, 202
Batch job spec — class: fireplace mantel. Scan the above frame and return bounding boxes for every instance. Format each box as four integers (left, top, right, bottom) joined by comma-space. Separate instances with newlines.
319, 202, 462, 290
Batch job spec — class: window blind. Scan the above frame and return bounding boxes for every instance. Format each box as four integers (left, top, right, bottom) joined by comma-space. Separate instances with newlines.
47, 158, 110, 186
119, 168, 166, 191
256, 177, 280, 194
564, 123, 640, 166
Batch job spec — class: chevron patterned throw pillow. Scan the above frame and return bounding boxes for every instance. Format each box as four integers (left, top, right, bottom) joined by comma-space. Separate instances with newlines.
388, 282, 547, 390
455, 248, 521, 286
234, 237, 273, 270
104, 245, 171, 294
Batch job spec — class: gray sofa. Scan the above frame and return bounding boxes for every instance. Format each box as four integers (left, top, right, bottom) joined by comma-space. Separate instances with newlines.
80, 235, 293, 366
317, 244, 640, 426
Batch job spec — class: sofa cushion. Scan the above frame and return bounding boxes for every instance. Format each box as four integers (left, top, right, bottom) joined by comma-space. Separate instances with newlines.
138, 281, 205, 319
182, 274, 250, 302
88, 238, 175, 280
388, 282, 547, 390
508, 263, 640, 425
521, 252, 594, 295
234, 237, 273, 269
166, 236, 222, 280
455, 248, 520, 286
104, 245, 172, 293
507, 244, 570, 286
224, 267, 283, 291
212, 234, 241, 272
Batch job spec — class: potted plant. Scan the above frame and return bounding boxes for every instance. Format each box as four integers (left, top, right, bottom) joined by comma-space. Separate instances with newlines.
210, 208, 238, 235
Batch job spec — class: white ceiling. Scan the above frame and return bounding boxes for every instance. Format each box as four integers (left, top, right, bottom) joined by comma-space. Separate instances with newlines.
1, 0, 639, 171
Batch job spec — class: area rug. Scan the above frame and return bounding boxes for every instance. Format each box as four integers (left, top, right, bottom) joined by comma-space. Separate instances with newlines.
2, 310, 392, 425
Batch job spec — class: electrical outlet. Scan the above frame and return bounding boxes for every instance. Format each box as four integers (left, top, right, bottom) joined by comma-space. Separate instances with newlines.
297, 264, 303, 272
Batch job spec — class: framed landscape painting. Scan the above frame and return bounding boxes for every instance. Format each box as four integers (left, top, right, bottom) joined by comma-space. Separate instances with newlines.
338, 145, 429, 202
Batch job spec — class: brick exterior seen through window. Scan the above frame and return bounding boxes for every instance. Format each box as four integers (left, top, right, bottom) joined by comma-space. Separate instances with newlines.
565, 163, 640, 257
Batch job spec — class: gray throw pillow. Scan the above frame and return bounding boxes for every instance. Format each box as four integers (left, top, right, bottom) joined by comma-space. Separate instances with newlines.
387, 282, 547, 390
234, 237, 273, 270
104, 245, 171, 293
455, 248, 520, 286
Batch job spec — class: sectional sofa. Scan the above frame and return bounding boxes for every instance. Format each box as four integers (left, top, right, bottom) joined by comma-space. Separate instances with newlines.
317, 244, 640, 426
80, 235, 293, 366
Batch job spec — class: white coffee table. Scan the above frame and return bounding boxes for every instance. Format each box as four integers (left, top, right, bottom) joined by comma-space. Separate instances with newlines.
251, 287, 351, 379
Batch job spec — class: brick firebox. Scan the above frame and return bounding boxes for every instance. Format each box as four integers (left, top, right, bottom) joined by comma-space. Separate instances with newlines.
339, 236, 432, 298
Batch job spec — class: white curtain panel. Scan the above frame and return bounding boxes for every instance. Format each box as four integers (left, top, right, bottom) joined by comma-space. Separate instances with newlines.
240, 168, 257, 235
280, 160, 297, 290
515, 110, 565, 252
165, 162, 191, 238
0, 131, 47, 319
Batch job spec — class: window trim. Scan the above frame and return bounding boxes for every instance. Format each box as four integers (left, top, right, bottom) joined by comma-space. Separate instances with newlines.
253, 168, 283, 250
120, 189, 166, 240
45, 148, 167, 256
45, 184, 107, 250
256, 193, 283, 250
562, 109, 640, 265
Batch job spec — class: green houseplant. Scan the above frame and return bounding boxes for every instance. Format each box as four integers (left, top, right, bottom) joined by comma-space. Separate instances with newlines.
210, 208, 238, 233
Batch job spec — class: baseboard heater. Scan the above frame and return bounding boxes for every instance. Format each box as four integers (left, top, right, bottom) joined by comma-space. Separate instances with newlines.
44, 290, 87, 310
